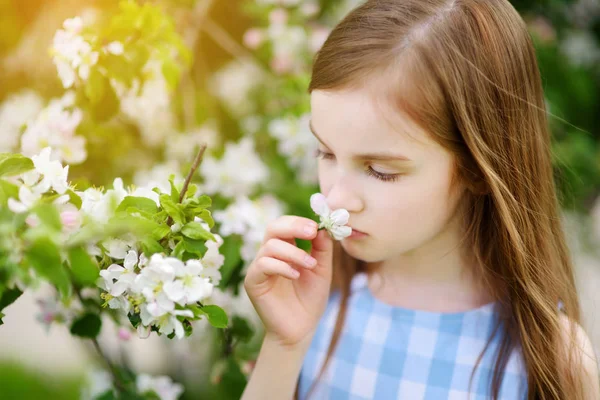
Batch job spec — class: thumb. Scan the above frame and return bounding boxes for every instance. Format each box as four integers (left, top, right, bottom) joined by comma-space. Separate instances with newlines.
310, 229, 333, 274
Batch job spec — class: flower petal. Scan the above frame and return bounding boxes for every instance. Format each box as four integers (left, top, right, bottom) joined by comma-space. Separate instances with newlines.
310, 193, 329, 217
330, 225, 352, 240
330, 209, 349, 225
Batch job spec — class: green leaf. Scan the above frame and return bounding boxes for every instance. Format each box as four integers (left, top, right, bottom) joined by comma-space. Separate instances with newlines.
184, 319, 193, 337
68, 246, 99, 286
230, 316, 254, 343
151, 223, 171, 240
194, 195, 211, 209
199, 304, 228, 328
66, 189, 82, 209
0, 288, 23, 313
162, 59, 181, 90
0, 179, 19, 204
94, 389, 117, 400
196, 209, 214, 229
70, 313, 102, 338
218, 237, 242, 287
181, 221, 215, 241
32, 203, 62, 231
25, 238, 71, 297
85, 68, 106, 104
116, 196, 158, 214
127, 312, 141, 329
90, 81, 120, 122
0, 153, 34, 177
182, 237, 207, 257
140, 237, 164, 256
172, 240, 186, 259
217, 358, 247, 399
185, 184, 198, 198
159, 194, 185, 225
169, 175, 180, 203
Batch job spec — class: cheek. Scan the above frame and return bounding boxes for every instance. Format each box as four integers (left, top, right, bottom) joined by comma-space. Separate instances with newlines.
372, 170, 458, 239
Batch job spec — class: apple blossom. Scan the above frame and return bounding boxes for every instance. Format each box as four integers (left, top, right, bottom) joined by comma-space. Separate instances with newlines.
310, 193, 352, 240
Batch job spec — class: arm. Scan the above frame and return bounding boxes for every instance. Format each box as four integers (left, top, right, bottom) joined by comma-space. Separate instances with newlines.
241, 333, 312, 400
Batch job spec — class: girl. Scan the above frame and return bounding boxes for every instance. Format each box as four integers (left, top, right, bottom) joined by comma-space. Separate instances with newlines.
242, 0, 600, 399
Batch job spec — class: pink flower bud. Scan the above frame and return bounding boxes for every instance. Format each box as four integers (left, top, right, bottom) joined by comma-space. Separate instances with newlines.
118, 327, 132, 341
270, 54, 294, 74
25, 215, 40, 227
269, 9, 288, 26
60, 210, 80, 230
300, 3, 320, 17
243, 28, 265, 50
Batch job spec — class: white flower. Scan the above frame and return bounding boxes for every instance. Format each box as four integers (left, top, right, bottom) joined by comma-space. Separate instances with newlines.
31, 147, 70, 194
0, 90, 44, 153
100, 250, 139, 296
51, 17, 98, 88
8, 185, 41, 213
119, 60, 175, 146
79, 178, 128, 223
105, 41, 124, 55
132, 254, 178, 317
209, 60, 265, 117
200, 137, 269, 198
201, 240, 224, 285
268, 114, 318, 184
81, 369, 114, 400
310, 193, 352, 240
162, 259, 214, 306
21, 95, 86, 165
136, 374, 184, 400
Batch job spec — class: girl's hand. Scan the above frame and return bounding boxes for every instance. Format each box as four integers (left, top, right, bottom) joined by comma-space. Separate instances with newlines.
244, 215, 334, 348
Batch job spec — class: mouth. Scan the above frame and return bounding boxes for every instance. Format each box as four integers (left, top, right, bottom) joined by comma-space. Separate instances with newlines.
348, 227, 368, 238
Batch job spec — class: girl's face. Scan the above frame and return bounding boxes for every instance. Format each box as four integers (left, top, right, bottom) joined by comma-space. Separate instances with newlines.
310, 88, 467, 263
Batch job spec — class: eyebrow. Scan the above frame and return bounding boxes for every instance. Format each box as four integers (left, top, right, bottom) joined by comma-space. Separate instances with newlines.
308, 120, 412, 162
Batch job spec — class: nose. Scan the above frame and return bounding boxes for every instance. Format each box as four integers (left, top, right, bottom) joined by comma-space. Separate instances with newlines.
324, 175, 364, 214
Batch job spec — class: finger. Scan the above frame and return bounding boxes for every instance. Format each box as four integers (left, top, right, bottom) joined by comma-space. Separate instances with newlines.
262, 216, 318, 244
245, 257, 300, 287
258, 238, 318, 270
310, 229, 333, 273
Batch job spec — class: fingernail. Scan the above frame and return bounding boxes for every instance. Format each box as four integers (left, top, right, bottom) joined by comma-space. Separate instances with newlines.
304, 255, 317, 268
304, 225, 316, 235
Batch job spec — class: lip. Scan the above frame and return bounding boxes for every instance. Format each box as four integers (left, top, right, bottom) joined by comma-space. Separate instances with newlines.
348, 227, 368, 239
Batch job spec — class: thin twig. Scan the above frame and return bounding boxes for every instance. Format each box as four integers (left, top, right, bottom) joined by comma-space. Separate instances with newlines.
165, 143, 208, 227
200, 18, 269, 74
179, 143, 208, 203
73, 287, 127, 393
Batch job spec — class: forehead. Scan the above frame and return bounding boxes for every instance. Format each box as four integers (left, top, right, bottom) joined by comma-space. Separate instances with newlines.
310, 88, 433, 153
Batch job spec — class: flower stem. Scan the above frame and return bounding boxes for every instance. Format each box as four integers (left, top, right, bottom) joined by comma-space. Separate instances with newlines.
73, 287, 127, 393
165, 143, 208, 228
179, 143, 207, 203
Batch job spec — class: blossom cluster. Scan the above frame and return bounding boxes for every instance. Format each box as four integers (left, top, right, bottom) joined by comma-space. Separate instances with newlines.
200, 137, 269, 198
213, 194, 284, 266
99, 237, 224, 340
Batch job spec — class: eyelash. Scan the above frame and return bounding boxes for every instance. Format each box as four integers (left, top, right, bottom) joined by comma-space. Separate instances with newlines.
314, 149, 401, 183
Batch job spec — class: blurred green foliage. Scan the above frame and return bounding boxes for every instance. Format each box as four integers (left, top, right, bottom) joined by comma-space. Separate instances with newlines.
0, 362, 82, 400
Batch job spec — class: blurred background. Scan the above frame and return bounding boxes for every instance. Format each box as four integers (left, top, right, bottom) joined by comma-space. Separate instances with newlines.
0, 0, 599, 398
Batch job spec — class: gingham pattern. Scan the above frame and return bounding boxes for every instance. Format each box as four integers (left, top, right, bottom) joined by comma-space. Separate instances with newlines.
298, 272, 527, 399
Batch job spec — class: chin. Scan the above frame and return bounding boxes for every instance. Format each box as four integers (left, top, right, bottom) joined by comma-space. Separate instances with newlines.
340, 240, 382, 263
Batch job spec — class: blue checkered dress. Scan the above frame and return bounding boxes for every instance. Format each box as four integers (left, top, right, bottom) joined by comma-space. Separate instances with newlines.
298, 272, 528, 399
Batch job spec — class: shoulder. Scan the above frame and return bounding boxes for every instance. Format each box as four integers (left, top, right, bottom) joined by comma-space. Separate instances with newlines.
558, 314, 600, 398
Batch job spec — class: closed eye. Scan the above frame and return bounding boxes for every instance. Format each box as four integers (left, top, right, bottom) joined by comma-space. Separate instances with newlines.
314, 149, 401, 183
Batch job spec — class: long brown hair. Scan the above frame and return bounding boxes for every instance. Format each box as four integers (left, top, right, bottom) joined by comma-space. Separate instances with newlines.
297, 0, 586, 399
